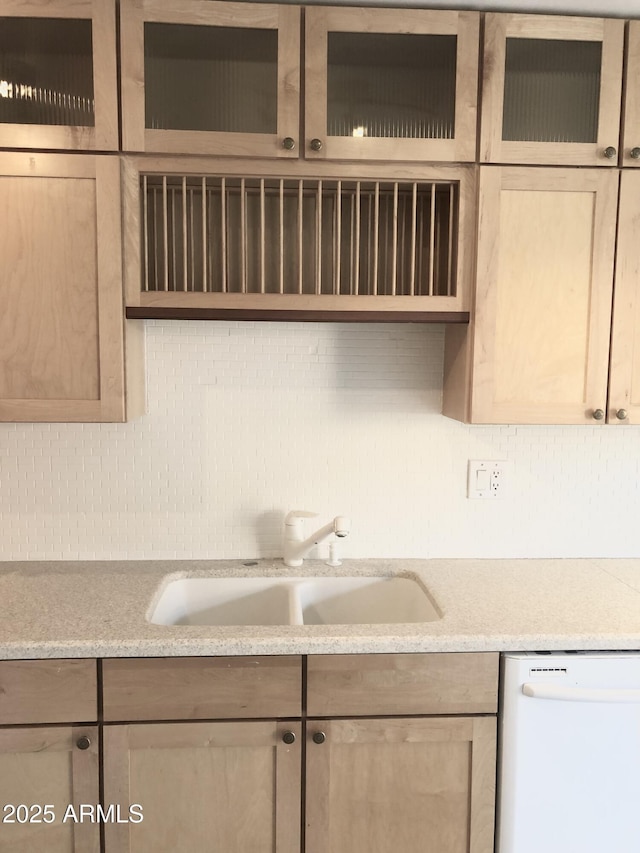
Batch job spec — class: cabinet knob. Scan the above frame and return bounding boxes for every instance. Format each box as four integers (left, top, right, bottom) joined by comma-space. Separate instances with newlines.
592, 408, 605, 421
312, 731, 326, 744
282, 731, 296, 744
76, 736, 91, 750
310, 138, 323, 152
604, 146, 617, 159
282, 137, 296, 151
616, 408, 628, 420
631, 148, 640, 160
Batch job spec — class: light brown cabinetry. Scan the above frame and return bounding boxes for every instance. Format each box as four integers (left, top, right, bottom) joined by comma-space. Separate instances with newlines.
0, 0, 118, 151
100, 652, 498, 853
0, 660, 99, 853
120, 0, 300, 158
304, 7, 479, 163
0, 152, 144, 422
480, 13, 624, 166
444, 165, 640, 426
119, 1, 479, 163
622, 21, 640, 166
305, 653, 498, 853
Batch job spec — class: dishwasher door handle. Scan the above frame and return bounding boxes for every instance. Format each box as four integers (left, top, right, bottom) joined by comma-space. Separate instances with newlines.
523, 683, 640, 703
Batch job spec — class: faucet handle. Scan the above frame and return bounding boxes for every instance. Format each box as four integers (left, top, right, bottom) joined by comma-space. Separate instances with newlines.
284, 510, 318, 525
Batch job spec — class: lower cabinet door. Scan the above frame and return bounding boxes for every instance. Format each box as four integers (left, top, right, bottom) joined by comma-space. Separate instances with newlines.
0, 726, 99, 853
305, 716, 496, 853
103, 720, 301, 853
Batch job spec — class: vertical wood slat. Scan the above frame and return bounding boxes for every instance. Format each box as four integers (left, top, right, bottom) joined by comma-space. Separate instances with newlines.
171, 187, 176, 292
260, 178, 266, 294
201, 177, 207, 293
298, 180, 303, 295
279, 179, 284, 295
354, 182, 361, 296
182, 177, 187, 292
162, 177, 168, 292
220, 177, 227, 294
410, 183, 417, 297
429, 182, 436, 297
189, 187, 195, 292
335, 180, 342, 295
142, 175, 149, 292
240, 178, 246, 294
316, 180, 323, 295
448, 183, 455, 297
391, 182, 398, 297
372, 182, 380, 296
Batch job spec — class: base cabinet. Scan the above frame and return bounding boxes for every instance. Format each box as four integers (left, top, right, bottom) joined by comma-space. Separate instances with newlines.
103, 721, 301, 853
305, 716, 496, 853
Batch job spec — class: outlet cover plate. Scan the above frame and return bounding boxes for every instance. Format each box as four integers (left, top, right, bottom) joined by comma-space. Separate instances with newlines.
467, 460, 506, 499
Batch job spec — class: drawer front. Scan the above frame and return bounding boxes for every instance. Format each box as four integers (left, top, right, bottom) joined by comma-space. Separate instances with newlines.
102, 656, 303, 721
0, 660, 97, 725
307, 653, 499, 716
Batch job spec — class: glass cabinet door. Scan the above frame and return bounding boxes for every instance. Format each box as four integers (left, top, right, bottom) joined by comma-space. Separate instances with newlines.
120, 0, 300, 158
622, 21, 640, 167
480, 14, 624, 166
0, 0, 117, 150
304, 8, 479, 163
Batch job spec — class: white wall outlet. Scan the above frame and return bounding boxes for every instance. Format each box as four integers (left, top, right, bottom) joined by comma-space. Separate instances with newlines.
467, 460, 506, 499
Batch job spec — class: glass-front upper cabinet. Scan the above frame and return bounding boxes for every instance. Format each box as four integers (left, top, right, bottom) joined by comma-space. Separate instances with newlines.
480, 14, 624, 166
304, 8, 479, 162
622, 21, 640, 167
0, 0, 118, 150
120, 0, 300, 157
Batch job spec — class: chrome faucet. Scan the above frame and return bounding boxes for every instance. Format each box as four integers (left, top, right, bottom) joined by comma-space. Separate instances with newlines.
283, 510, 351, 567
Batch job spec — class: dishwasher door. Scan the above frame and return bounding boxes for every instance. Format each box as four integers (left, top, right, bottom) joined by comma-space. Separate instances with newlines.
497, 652, 640, 853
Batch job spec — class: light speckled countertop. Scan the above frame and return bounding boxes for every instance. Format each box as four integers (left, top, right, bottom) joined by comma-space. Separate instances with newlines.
0, 558, 639, 659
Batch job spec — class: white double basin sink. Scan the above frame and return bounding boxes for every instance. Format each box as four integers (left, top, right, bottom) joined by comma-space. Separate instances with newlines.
149, 574, 441, 627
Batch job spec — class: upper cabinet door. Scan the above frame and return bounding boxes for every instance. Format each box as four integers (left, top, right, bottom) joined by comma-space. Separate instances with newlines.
120, 0, 300, 157
622, 21, 640, 166
481, 14, 624, 166
0, 0, 118, 150
304, 8, 479, 162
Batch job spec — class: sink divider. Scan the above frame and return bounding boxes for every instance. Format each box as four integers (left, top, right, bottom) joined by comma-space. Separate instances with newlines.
286, 583, 304, 625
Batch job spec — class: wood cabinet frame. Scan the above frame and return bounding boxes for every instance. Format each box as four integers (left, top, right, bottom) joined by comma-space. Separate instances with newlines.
121, 155, 477, 317
608, 169, 640, 424
0, 0, 118, 151
445, 166, 618, 425
304, 7, 479, 163
481, 14, 624, 166
120, 0, 300, 158
622, 21, 640, 166
0, 726, 100, 853
0, 153, 143, 422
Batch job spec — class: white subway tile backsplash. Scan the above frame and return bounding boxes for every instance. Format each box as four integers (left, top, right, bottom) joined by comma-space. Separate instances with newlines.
1, 320, 639, 560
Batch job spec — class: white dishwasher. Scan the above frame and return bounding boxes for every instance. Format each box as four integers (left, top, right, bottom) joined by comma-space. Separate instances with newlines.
498, 652, 640, 853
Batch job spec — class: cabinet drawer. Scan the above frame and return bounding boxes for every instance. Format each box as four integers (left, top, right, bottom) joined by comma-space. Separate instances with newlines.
102, 656, 302, 721
0, 660, 97, 725
307, 653, 498, 716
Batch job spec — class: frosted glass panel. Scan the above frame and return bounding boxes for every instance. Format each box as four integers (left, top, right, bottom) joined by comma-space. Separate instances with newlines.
0, 18, 94, 127
502, 38, 601, 143
327, 32, 457, 139
144, 23, 278, 133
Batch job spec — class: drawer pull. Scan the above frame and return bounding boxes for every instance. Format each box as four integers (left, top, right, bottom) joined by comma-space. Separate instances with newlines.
312, 731, 326, 744
282, 731, 296, 745
76, 736, 91, 750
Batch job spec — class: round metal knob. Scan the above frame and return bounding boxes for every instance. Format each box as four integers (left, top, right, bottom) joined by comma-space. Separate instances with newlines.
310, 138, 323, 152
282, 731, 296, 745
604, 146, 617, 160
592, 408, 605, 421
631, 148, 640, 160
76, 736, 91, 750
616, 408, 628, 420
312, 731, 326, 744
282, 137, 295, 151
